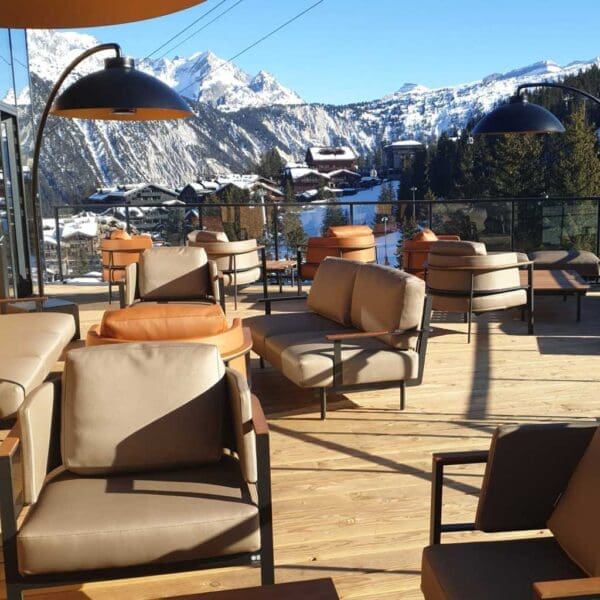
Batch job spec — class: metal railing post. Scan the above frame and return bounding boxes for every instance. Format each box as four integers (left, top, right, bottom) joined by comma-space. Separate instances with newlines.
54, 206, 64, 281
428, 201, 433, 229
273, 203, 279, 260
596, 198, 600, 258
125, 204, 131, 233
510, 200, 516, 251
349, 203, 354, 225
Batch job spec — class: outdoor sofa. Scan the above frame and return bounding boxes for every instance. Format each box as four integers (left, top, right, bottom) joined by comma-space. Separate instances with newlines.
246, 257, 431, 419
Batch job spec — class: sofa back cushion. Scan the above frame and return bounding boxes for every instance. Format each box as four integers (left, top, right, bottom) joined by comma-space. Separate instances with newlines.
99, 303, 228, 341
429, 240, 487, 256
188, 230, 229, 243
307, 257, 361, 325
351, 263, 425, 348
138, 246, 210, 300
62, 343, 226, 475
548, 428, 600, 575
327, 225, 373, 238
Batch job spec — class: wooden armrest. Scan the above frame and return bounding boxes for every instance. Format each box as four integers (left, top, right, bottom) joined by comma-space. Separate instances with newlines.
533, 577, 600, 599
251, 394, 269, 436
327, 329, 390, 341
0, 433, 20, 459
0, 296, 48, 305
432, 450, 489, 466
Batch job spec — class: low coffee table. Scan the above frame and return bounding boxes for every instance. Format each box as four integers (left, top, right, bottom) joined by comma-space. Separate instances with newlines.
163, 578, 339, 599
262, 259, 301, 296
520, 269, 590, 321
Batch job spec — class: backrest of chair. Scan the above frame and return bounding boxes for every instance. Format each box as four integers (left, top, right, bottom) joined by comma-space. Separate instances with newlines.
327, 224, 373, 238
188, 230, 229, 243
61, 343, 227, 475
305, 233, 376, 268
138, 246, 211, 300
100, 236, 153, 282
307, 257, 361, 326
192, 239, 260, 272
475, 422, 598, 532
401, 233, 461, 274
350, 263, 425, 348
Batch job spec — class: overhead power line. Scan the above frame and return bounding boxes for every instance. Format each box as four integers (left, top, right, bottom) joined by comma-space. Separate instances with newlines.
178, 0, 326, 97
144, 0, 229, 60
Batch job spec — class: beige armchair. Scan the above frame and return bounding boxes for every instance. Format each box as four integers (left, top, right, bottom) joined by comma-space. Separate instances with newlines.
119, 245, 224, 311
425, 241, 533, 343
422, 422, 600, 599
0, 343, 274, 599
188, 231, 263, 309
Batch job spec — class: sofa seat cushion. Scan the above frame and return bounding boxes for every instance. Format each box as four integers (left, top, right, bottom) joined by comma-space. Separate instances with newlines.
17, 456, 259, 575
0, 313, 75, 418
62, 344, 226, 475
246, 312, 350, 356
431, 289, 527, 314
350, 263, 425, 348
98, 303, 227, 341
529, 250, 600, 277
264, 331, 418, 388
421, 538, 585, 600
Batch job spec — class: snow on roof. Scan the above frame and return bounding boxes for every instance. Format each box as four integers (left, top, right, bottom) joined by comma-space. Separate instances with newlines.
61, 218, 98, 240
384, 140, 423, 148
162, 199, 186, 206
285, 167, 330, 180
307, 146, 357, 162
328, 169, 361, 177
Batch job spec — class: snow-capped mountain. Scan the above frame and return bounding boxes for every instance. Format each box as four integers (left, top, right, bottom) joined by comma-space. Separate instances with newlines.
23, 29, 600, 207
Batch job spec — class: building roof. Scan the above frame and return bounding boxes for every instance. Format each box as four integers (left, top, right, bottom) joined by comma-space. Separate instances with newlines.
328, 169, 361, 178
384, 140, 423, 149
285, 167, 330, 181
306, 146, 357, 163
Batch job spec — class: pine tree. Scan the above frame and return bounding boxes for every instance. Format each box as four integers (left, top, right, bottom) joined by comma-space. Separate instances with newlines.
252, 148, 285, 182
281, 208, 307, 256
321, 204, 348, 235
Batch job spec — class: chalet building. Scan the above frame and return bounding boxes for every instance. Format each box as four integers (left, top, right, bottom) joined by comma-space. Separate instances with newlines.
283, 166, 330, 194
86, 183, 179, 205
382, 140, 424, 177
305, 146, 358, 173
328, 169, 362, 189
178, 183, 216, 204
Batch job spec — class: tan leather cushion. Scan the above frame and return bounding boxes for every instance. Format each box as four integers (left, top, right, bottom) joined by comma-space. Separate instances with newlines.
548, 428, 600, 575
99, 303, 227, 341
17, 456, 259, 575
428, 251, 518, 270
429, 240, 487, 256
327, 225, 373, 238
190, 239, 260, 276
350, 263, 425, 348
246, 311, 350, 356
413, 228, 438, 242
189, 230, 229, 243
62, 343, 226, 475
110, 229, 131, 240
138, 246, 211, 300
421, 538, 584, 600
264, 331, 418, 388
307, 257, 361, 325
0, 313, 75, 418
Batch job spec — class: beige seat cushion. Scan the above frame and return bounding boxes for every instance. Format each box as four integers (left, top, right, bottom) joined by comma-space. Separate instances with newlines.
350, 263, 425, 348
421, 538, 584, 600
245, 311, 350, 356
530, 250, 600, 277
62, 343, 226, 475
0, 313, 75, 418
139, 246, 211, 300
548, 428, 600, 575
264, 331, 418, 388
17, 456, 259, 575
307, 257, 361, 325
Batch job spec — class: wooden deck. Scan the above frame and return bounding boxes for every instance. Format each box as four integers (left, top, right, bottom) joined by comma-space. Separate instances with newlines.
5, 281, 600, 599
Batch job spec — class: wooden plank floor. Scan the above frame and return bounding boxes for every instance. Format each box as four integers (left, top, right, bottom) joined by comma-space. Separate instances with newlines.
4, 281, 600, 599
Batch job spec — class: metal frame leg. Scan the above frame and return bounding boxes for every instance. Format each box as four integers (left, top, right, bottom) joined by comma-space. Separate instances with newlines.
319, 387, 327, 420
577, 292, 582, 321
400, 380, 406, 411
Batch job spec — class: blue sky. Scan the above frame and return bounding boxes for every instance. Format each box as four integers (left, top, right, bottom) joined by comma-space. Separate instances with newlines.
73, 0, 600, 105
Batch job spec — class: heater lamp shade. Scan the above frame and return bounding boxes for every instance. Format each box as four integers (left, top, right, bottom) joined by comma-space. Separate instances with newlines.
473, 95, 565, 135
50, 57, 192, 121
0, 1, 205, 28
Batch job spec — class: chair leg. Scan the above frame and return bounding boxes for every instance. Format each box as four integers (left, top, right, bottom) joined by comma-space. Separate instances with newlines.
319, 387, 327, 420
259, 356, 265, 369
400, 380, 406, 411
467, 312, 472, 344
108, 279, 112, 304
6, 583, 23, 600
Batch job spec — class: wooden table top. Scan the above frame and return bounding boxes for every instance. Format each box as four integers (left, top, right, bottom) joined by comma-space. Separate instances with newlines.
265, 260, 297, 271
520, 269, 590, 292
163, 578, 339, 599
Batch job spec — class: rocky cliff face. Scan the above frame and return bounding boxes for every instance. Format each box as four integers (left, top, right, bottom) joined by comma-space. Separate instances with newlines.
23, 29, 600, 209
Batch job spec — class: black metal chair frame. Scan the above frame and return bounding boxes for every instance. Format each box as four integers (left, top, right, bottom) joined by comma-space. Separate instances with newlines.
0, 389, 274, 599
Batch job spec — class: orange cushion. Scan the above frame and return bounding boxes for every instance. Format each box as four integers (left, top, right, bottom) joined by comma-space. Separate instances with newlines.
548, 428, 600, 575
327, 225, 373, 238
412, 228, 438, 242
110, 229, 131, 240
99, 303, 227, 341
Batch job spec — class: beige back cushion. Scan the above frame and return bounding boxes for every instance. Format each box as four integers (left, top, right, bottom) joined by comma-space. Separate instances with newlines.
197, 239, 260, 272
138, 246, 210, 300
351, 263, 425, 348
62, 343, 226, 475
188, 230, 229, 243
307, 257, 361, 325
429, 240, 487, 256
548, 428, 600, 576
